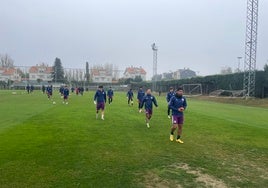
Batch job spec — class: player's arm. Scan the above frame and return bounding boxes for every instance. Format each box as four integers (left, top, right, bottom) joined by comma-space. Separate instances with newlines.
166, 93, 169, 103
93, 92, 98, 104
140, 97, 145, 108
183, 97, 187, 110
153, 97, 158, 107
104, 93, 107, 103
168, 98, 178, 111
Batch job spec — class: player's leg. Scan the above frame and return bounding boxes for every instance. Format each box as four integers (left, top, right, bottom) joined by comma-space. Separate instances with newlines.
167, 106, 171, 118
146, 110, 152, 128
138, 102, 142, 112
65, 96, 68, 104
101, 103, 105, 120
170, 116, 178, 141
176, 116, 184, 143
96, 103, 100, 119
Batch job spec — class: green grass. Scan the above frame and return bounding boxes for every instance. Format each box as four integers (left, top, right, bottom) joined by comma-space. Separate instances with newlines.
0, 90, 267, 187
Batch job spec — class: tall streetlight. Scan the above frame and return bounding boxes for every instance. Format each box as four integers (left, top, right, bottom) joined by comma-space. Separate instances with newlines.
151, 43, 158, 92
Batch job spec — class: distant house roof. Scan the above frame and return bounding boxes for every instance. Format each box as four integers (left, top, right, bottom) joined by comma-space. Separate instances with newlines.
29, 64, 53, 74
91, 69, 112, 76
124, 66, 146, 75
0, 67, 19, 75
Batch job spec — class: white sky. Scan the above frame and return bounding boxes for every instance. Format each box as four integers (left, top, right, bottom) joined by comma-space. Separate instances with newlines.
1, 0, 267, 79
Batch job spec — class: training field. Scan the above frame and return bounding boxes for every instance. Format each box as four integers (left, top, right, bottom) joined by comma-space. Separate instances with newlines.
0, 90, 267, 187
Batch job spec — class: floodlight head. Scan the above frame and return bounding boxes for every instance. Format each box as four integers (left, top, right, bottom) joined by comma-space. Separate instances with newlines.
151, 43, 157, 51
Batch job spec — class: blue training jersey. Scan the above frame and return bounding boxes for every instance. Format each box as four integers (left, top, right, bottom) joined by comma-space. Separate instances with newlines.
94, 90, 106, 103
127, 90, 134, 98
169, 95, 187, 116
166, 91, 175, 102
137, 89, 145, 101
107, 89, 114, 97
141, 94, 158, 110
63, 88, 69, 96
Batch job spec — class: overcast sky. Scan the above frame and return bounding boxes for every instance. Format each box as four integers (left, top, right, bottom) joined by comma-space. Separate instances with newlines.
1, 0, 267, 79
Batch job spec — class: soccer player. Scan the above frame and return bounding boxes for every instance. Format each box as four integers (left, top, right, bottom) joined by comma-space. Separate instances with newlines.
141, 89, 158, 128
107, 87, 114, 105
42, 85, 46, 94
26, 85, 30, 94
94, 85, 107, 120
46, 85, 53, 100
127, 88, 134, 106
63, 85, 69, 104
137, 86, 145, 112
169, 87, 187, 144
166, 87, 175, 119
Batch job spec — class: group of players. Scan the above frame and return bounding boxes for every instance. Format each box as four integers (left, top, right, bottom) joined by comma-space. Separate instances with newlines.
94, 85, 187, 144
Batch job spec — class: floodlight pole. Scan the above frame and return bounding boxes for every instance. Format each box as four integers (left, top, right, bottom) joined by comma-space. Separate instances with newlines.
151, 43, 158, 92
243, 0, 259, 98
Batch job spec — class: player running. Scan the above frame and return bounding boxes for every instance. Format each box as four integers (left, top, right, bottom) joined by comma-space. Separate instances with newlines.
94, 85, 107, 120
46, 85, 53, 100
141, 89, 158, 128
107, 87, 114, 105
127, 88, 134, 106
166, 87, 175, 119
169, 87, 187, 144
63, 85, 69, 104
137, 86, 145, 113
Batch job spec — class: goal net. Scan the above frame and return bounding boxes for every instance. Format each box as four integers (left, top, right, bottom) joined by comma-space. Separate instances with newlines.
182, 84, 202, 96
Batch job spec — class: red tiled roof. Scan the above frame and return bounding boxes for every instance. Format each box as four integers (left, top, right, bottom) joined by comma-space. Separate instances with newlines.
91, 69, 111, 76
124, 67, 146, 75
2, 68, 16, 75
29, 64, 52, 73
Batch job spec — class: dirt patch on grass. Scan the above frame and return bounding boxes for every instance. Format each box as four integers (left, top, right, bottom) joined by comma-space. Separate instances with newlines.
142, 172, 182, 188
137, 163, 227, 188
172, 163, 227, 188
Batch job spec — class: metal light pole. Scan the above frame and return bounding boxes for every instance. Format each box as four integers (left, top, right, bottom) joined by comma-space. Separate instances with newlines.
151, 43, 158, 92
243, 0, 259, 98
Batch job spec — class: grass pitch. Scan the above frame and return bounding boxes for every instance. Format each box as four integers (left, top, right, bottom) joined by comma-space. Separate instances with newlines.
0, 90, 267, 187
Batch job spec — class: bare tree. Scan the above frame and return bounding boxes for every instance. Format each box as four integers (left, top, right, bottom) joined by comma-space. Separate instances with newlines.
0, 54, 14, 68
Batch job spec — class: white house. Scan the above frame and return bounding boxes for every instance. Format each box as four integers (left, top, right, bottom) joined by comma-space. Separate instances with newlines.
91, 69, 113, 83
29, 64, 53, 81
0, 67, 22, 82
123, 66, 146, 81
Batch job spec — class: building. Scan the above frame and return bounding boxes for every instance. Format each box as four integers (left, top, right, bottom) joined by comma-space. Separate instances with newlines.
29, 63, 53, 81
0, 67, 22, 82
173, 68, 196, 80
91, 68, 113, 83
123, 66, 146, 81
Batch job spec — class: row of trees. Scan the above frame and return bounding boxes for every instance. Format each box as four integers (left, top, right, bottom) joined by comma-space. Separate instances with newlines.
130, 64, 268, 98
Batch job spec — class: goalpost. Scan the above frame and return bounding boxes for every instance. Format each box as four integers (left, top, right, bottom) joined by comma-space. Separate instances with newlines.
182, 84, 202, 96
